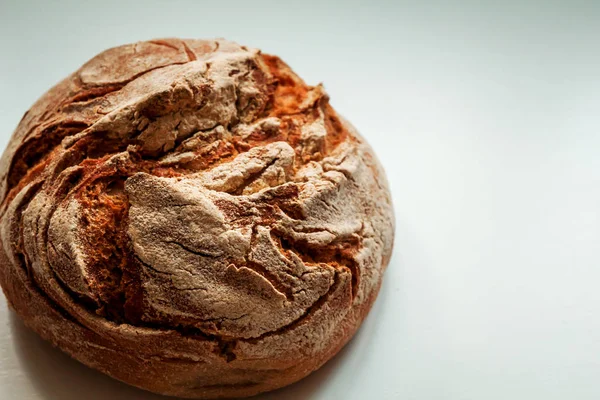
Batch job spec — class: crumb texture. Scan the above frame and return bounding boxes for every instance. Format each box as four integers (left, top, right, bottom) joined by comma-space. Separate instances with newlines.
0, 38, 394, 398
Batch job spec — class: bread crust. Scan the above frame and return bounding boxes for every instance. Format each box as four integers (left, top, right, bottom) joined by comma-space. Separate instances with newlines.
0, 38, 394, 398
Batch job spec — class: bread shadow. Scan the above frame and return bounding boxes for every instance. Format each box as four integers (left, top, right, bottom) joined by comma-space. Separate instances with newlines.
9, 278, 388, 400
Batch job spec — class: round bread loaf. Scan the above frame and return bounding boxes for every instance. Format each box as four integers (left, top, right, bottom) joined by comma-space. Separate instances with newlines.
0, 38, 394, 398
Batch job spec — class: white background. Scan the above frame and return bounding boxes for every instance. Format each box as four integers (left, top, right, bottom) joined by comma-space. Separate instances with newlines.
1, 1, 600, 399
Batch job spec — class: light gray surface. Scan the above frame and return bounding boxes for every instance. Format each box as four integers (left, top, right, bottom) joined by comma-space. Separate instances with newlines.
1, 1, 600, 399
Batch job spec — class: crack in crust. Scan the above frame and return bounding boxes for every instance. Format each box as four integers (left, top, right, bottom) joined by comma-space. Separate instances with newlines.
0, 38, 394, 398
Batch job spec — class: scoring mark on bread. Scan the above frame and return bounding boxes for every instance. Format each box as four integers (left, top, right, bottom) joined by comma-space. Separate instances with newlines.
166, 240, 224, 258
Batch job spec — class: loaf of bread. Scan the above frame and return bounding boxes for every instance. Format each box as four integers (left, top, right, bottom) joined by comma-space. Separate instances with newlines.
0, 38, 394, 398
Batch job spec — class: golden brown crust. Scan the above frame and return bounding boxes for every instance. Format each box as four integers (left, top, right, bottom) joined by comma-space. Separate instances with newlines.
0, 38, 394, 398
